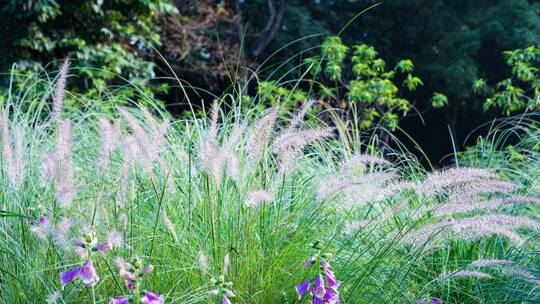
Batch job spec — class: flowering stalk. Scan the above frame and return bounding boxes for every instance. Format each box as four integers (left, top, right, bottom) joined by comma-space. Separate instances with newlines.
60, 232, 106, 288
209, 275, 236, 304
207, 254, 236, 304
296, 241, 340, 304
109, 257, 163, 304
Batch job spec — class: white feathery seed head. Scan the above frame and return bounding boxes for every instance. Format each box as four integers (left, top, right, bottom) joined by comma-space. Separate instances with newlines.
107, 230, 124, 248
245, 189, 273, 208
245, 106, 279, 172
272, 128, 333, 173
162, 210, 178, 244
197, 251, 209, 274
469, 259, 514, 268
52, 58, 70, 122
288, 99, 316, 130
98, 118, 120, 169
440, 270, 493, 281
502, 268, 540, 286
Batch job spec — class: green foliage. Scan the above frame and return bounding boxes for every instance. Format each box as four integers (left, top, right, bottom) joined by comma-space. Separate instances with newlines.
0, 0, 177, 90
431, 92, 449, 108
477, 46, 540, 115
255, 36, 443, 132
1, 79, 539, 303
306, 36, 428, 131
246, 0, 540, 131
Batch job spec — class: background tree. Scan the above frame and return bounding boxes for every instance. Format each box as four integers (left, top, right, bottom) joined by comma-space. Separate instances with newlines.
0, 0, 176, 91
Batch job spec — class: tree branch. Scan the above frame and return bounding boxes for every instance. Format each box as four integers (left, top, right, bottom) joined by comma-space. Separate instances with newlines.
249, 0, 286, 58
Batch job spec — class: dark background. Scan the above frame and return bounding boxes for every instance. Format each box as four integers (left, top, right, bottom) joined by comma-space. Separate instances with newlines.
2, 0, 540, 164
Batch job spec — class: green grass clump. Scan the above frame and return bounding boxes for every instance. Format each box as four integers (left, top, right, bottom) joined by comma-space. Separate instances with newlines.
0, 73, 539, 304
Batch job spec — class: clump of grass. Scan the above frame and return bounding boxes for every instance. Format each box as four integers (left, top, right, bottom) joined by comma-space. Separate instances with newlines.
0, 69, 538, 304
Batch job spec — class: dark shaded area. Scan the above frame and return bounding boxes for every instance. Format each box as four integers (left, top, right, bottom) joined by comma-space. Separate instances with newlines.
2, 0, 540, 163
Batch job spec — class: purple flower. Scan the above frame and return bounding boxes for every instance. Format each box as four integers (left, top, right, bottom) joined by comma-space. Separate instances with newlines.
324, 269, 340, 291
324, 289, 339, 304
73, 238, 84, 246
39, 215, 50, 224
311, 274, 326, 299
78, 261, 100, 286
60, 261, 100, 287
296, 279, 311, 299
320, 261, 331, 269
221, 296, 232, 304
96, 242, 111, 252
313, 297, 323, 304
60, 266, 81, 287
304, 255, 316, 268
142, 264, 154, 274
141, 291, 164, 304
430, 298, 443, 304
109, 297, 130, 304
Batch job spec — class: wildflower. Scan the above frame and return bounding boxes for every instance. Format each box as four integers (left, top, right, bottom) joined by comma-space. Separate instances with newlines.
296, 279, 311, 299
114, 257, 154, 292
323, 289, 339, 304
73, 230, 122, 254
303, 255, 316, 268
221, 296, 232, 304
60, 261, 99, 287
324, 269, 340, 290
312, 274, 326, 298
209, 264, 236, 304
297, 242, 340, 304
141, 291, 164, 304
109, 297, 130, 304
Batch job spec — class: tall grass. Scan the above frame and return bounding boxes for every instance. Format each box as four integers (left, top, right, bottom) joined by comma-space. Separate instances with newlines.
0, 70, 539, 304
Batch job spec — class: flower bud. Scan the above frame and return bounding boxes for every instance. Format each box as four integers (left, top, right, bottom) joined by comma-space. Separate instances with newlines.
143, 264, 154, 274
209, 289, 219, 296
210, 278, 218, 285
218, 275, 225, 283
84, 233, 94, 243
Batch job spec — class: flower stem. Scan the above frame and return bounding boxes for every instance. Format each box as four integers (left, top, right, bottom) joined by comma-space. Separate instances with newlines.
91, 286, 96, 304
